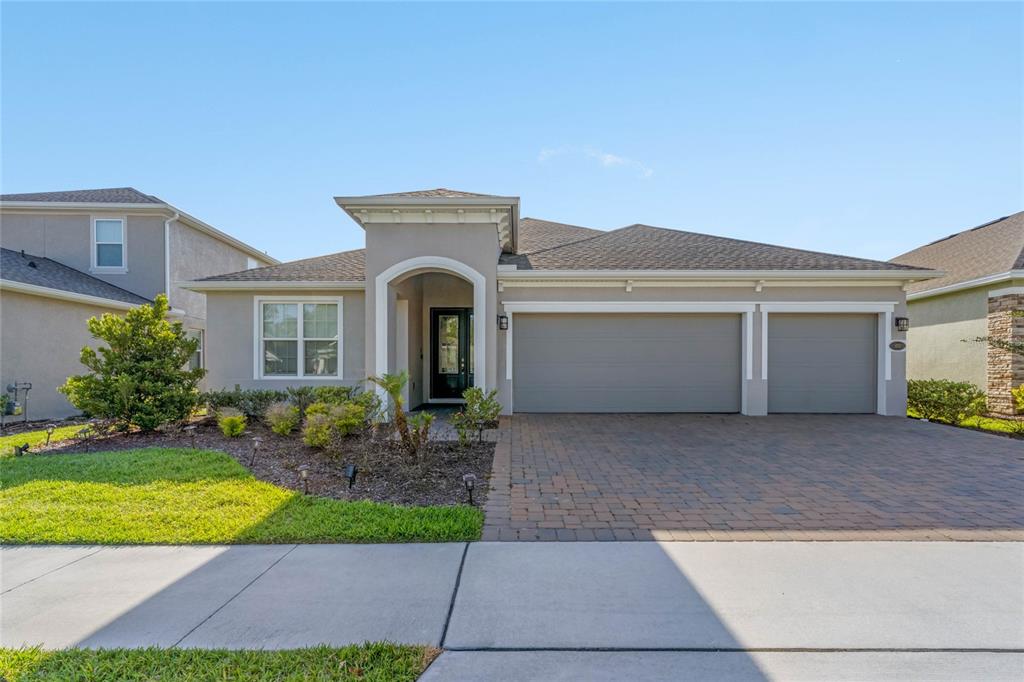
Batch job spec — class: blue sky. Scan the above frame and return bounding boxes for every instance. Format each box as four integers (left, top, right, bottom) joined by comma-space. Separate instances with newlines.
2, 2, 1021, 263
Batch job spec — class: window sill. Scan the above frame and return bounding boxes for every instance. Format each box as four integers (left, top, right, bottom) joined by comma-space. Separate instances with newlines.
90, 267, 129, 275
256, 375, 345, 381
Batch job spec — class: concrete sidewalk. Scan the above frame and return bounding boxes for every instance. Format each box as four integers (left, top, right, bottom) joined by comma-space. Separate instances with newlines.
2, 542, 1022, 680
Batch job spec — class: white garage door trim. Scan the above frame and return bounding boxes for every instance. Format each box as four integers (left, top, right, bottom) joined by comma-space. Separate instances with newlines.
501, 302, 755, 415
759, 302, 896, 415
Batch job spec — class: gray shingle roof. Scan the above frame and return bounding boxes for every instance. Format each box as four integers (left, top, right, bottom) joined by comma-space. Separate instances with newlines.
501, 223, 923, 271
0, 187, 163, 204
349, 188, 508, 199
891, 211, 1024, 294
1, 248, 151, 305
198, 249, 366, 282
516, 217, 605, 254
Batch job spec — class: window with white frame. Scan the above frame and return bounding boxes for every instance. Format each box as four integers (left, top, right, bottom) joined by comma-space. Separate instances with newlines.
186, 329, 203, 371
258, 299, 341, 378
92, 218, 125, 269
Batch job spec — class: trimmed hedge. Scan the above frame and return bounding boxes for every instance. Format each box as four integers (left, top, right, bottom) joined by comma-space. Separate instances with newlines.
907, 379, 985, 425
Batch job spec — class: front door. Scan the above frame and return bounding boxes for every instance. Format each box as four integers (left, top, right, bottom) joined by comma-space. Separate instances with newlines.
431, 308, 473, 399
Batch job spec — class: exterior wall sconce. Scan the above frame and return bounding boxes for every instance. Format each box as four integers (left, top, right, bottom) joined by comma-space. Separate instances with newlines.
497, 314, 509, 331
894, 317, 910, 332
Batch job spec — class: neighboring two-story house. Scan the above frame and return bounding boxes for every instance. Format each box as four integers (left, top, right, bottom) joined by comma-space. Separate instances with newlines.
0, 188, 277, 419
892, 211, 1024, 414
185, 189, 937, 417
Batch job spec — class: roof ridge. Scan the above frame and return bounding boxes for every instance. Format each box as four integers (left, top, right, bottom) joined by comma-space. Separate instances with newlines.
514, 225, 612, 258
920, 211, 1024, 248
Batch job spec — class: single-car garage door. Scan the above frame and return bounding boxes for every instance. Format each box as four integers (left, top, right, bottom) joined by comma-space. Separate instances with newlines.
513, 313, 741, 412
767, 314, 877, 413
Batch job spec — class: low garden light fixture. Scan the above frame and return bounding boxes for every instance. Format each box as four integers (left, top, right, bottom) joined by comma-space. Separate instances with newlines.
45, 424, 56, 446
298, 465, 309, 494
497, 314, 509, 331
249, 436, 263, 466
183, 424, 197, 449
344, 464, 358, 489
463, 473, 477, 505
894, 316, 910, 332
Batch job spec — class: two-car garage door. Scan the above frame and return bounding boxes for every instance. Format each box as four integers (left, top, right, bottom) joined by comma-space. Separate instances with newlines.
511, 312, 878, 414
513, 313, 741, 413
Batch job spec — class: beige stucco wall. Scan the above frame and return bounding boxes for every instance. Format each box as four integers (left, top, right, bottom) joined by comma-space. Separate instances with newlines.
0, 290, 122, 419
1, 212, 166, 300
365, 221, 499, 399
906, 287, 988, 388
203, 289, 365, 391
169, 219, 270, 328
495, 284, 909, 416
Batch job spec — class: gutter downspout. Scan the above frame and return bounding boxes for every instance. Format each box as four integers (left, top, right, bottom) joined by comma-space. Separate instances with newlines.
164, 211, 179, 307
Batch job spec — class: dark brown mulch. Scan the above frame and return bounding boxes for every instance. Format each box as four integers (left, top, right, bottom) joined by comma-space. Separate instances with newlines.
40, 419, 495, 507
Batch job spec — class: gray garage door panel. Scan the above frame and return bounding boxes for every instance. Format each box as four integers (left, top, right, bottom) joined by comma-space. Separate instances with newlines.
513, 314, 741, 413
768, 314, 877, 414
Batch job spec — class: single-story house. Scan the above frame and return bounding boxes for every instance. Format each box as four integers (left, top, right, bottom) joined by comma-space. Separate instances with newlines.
891, 211, 1024, 414
184, 189, 938, 416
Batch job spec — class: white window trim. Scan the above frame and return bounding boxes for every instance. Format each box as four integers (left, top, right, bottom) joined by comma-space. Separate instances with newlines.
252, 295, 344, 380
187, 329, 204, 370
91, 215, 128, 274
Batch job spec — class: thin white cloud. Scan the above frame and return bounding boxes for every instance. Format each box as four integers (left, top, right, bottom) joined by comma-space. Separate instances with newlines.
537, 145, 653, 179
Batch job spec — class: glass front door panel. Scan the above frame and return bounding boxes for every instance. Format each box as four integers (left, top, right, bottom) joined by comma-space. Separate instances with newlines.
438, 314, 460, 375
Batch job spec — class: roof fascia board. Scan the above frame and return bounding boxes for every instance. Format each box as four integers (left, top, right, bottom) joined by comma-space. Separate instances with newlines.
500, 268, 941, 281
906, 270, 1024, 301
0, 201, 279, 265
0, 279, 143, 309
335, 195, 520, 207
180, 280, 366, 291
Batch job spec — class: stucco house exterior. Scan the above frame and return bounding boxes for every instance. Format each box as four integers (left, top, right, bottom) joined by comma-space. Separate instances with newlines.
891, 211, 1024, 414
0, 188, 277, 419
185, 189, 937, 417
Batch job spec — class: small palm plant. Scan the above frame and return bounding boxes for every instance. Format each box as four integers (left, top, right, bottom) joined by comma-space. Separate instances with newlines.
368, 371, 434, 460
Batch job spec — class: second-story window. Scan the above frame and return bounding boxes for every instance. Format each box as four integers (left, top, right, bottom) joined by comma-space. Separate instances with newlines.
93, 218, 125, 270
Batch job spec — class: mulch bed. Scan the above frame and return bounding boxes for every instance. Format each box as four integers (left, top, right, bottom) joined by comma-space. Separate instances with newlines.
35, 419, 495, 508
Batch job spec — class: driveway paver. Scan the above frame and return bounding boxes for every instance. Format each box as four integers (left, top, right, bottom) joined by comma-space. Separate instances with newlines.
443, 541, 1024, 650
421, 651, 1024, 682
483, 414, 1024, 541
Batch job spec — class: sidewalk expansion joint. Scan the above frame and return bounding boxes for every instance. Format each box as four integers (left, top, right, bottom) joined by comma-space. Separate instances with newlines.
438, 542, 470, 648
172, 543, 299, 647
1, 546, 106, 595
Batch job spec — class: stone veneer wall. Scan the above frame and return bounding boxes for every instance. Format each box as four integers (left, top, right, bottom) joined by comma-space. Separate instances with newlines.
987, 293, 1024, 414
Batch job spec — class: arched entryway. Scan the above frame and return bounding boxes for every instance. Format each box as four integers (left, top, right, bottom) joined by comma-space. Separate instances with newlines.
374, 256, 487, 405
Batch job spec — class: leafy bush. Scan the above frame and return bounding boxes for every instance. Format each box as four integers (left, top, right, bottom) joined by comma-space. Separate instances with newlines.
312, 385, 358, 405
302, 401, 367, 448
285, 386, 315, 416
451, 387, 501, 446
217, 408, 247, 437
907, 379, 985, 425
1013, 385, 1024, 413
202, 389, 287, 420
59, 295, 204, 431
265, 402, 300, 436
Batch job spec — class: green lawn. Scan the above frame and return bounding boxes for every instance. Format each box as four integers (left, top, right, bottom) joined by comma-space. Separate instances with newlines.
0, 644, 436, 682
908, 410, 1024, 437
0, 424, 83, 455
0, 447, 483, 544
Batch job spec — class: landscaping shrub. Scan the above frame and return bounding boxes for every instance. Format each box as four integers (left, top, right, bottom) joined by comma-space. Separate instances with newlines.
368, 372, 433, 461
312, 385, 358, 405
202, 389, 286, 420
265, 402, 300, 436
302, 401, 368, 448
907, 379, 985, 425
59, 295, 204, 431
1014, 385, 1024, 413
451, 387, 501, 446
285, 386, 315, 416
217, 408, 247, 437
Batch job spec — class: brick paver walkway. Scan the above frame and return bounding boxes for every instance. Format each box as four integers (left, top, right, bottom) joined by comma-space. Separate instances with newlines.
482, 414, 1024, 541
